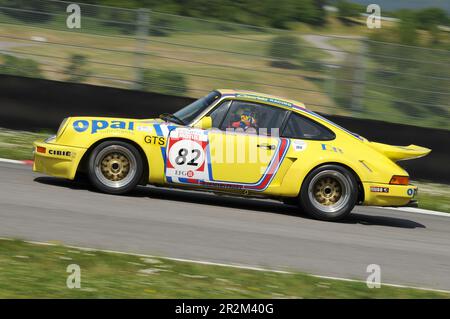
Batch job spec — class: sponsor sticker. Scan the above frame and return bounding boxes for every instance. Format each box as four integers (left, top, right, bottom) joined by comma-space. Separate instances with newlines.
144, 136, 165, 146
407, 188, 415, 196
166, 128, 208, 181
136, 125, 153, 133
292, 140, 307, 152
73, 119, 135, 134
321, 143, 343, 154
370, 186, 389, 193
235, 93, 294, 108
48, 150, 72, 157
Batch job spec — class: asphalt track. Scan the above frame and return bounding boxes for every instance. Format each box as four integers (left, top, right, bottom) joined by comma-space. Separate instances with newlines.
1, 162, 449, 290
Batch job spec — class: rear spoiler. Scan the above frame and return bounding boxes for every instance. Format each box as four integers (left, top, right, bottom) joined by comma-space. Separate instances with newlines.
367, 142, 431, 162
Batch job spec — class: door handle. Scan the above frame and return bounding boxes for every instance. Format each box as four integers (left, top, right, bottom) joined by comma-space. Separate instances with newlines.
257, 144, 276, 150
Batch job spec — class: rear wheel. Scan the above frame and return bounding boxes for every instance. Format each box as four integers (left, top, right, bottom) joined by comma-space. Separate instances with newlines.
88, 141, 143, 194
299, 165, 357, 221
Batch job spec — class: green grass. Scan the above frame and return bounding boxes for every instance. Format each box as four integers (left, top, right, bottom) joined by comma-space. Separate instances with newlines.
0, 128, 51, 160
0, 238, 448, 298
414, 181, 450, 213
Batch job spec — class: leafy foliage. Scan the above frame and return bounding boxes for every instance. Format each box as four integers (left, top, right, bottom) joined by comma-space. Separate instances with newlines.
336, 0, 364, 19
78, 0, 328, 28
142, 69, 187, 96
415, 7, 449, 30
0, 0, 55, 23
0, 55, 43, 78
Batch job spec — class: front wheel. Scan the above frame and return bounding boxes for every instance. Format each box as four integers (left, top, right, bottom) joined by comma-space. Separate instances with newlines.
299, 165, 357, 221
88, 141, 143, 194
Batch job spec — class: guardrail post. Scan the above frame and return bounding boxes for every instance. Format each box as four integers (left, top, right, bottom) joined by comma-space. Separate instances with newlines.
133, 8, 150, 90
350, 38, 367, 115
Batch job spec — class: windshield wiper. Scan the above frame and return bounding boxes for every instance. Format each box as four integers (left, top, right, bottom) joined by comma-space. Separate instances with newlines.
159, 113, 186, 125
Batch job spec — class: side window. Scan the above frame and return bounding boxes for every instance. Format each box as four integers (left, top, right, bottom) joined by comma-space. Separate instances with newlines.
208, 100, 231, 128
219, 101, 287, 135
282, 113, 335, 140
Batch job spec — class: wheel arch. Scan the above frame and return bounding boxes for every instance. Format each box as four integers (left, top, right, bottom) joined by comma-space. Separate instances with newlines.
77, 137, 149, 185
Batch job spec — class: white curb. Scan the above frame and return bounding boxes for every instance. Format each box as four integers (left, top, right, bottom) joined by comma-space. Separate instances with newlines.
380, 206, 449, 218
0, 157, 33, 165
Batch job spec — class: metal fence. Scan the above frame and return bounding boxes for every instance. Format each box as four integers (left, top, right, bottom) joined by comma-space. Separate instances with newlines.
0, 0, 449, 129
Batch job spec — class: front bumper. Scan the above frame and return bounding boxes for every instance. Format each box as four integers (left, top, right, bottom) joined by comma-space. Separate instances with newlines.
362, 182, 418, 207
33, 141, 87, 180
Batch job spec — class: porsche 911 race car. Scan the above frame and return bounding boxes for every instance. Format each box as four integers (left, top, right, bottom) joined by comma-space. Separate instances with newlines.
33, 89, 431, 221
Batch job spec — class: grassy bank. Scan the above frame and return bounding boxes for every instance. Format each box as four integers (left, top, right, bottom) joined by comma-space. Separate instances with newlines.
0, 239, 448, 298
414, 181, 450, 213
0, 128, 50, 160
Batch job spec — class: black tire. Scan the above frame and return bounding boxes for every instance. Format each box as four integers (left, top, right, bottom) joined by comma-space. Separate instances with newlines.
299, 164, 357, 221
88, 141, 144, 194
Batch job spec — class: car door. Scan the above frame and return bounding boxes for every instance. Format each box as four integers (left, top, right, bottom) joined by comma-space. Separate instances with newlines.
164, 99, 289, 191
207, 100, 289, 190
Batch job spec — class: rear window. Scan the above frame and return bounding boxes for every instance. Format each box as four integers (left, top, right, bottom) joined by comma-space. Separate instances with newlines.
282, 113, 335, 140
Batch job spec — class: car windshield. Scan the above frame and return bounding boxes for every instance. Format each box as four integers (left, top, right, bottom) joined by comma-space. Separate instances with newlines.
173, 90, 221, 124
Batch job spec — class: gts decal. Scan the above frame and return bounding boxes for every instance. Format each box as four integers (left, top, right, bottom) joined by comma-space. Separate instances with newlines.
144, 135, 166, 146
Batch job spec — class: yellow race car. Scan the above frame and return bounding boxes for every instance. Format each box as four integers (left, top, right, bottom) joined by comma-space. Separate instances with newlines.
33, 89, 431, 221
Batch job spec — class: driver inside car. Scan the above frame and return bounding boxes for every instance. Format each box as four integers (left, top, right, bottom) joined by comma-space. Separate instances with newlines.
229, 109, 258, 133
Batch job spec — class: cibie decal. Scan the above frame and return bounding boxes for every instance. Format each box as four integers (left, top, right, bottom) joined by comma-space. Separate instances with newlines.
292, 140, 307, 152
49, 150, 71, 157
73, 119, 135, 134
166, 128, 208, 181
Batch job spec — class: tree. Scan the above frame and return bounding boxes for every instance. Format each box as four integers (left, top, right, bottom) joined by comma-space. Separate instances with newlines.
0, 0, 56, 23
415, 7, 448, 45
142, 69, 187, 96
396, 10, 419, 45
65, 54, 92, 83
415, 8, 448, 30
336, 0, 363, 19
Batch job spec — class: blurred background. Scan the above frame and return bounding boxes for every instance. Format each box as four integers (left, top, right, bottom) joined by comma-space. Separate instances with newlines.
1, 1, 450, 299
0, 0, 448, 129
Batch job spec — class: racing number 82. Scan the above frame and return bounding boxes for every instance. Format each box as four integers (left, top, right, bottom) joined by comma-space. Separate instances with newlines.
175, 148, 201, 166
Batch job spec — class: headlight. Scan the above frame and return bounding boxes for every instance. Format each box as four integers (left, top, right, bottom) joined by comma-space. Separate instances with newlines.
56, 117, 69, 138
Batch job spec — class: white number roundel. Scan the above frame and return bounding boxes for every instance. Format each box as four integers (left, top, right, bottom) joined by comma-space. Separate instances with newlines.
168, 140, 205, 171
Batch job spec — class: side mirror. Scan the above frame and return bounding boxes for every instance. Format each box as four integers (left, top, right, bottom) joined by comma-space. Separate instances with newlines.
194, 116, 212, 130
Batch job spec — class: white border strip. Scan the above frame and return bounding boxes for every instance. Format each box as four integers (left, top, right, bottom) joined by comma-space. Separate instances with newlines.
3, 238, 447, 295
0, 158, 28, 165
380, 206, 450, 218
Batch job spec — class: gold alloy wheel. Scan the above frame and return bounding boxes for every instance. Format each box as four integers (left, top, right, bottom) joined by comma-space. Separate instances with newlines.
307, 170, 351, 213
100, 152, 130, 181
313, 176, 342, 206
94, 145, 138, 189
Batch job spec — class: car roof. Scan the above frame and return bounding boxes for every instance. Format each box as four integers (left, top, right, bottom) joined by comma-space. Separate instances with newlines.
216, 89, 307, 111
